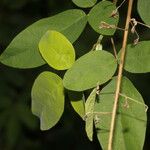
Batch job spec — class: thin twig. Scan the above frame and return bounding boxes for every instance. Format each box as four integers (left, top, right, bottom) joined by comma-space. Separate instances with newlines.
111, 0, 126, 18
116, 0, 126, 10
110, 38, 118, 60
131, 18, 150, 29
137, 21, 150, 28
108, 0, 134, 150
130, 21, 140, 45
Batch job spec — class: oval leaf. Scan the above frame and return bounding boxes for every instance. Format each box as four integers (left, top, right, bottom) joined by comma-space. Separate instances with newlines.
39, 30, 75, 70
0, 9, 87, 68
95, 77, 147, 150
31, 71, 64, 130
72, 0, 97, 8
121, 41, 150, 73
63, 50, 117, 91
88, 0, 119, 35
138, 0, 150, 25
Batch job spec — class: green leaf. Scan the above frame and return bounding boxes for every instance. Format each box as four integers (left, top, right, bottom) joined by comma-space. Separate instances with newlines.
39, 30, 75, 70
138, 0, 150, 25
85, 88, 97, 141
95, 77, 147, 150
0, 9, 87, 68
88, 0, 119, 35
63, 50, 117, 91
72, 0, 97, 8
31, 71, 64, 130
120, 41, 150, 73
68, 91, 85, 119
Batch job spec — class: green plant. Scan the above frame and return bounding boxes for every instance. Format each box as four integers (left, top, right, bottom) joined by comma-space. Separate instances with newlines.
0, 0, 150, 149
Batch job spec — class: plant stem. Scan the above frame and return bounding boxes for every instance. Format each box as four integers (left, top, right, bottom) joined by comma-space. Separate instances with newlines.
108, 0, 134, 150
136, 21, 150, 29
111, 38, 118, 60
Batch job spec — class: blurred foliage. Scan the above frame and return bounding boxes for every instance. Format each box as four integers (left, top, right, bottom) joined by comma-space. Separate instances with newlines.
0, 0, 150, 150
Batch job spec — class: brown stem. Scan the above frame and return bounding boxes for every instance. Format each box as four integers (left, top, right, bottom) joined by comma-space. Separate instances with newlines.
108, 0, 134, 150
111, 38, 118, 60
136, 21, 150, 29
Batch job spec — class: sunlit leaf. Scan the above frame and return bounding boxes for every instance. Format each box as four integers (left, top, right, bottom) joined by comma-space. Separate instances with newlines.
39, 30, 75, 70
138, 0, 150, 25
88, 0, 119, 35
72, 0, 97, 8
31, 71, 64, 130
85, 88, 97, 141
0, 9, 87, 68
95, 76, 147, 150
63, 50, 117, 91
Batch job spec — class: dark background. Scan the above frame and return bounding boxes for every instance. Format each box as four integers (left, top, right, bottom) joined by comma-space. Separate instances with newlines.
0, 0, 150, 150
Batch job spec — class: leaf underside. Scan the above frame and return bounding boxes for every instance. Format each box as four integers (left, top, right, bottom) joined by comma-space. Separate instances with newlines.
95, 76, 147, 150
85, 88, 97, 141
39, 30, 75, 70
31, 71, 64, 130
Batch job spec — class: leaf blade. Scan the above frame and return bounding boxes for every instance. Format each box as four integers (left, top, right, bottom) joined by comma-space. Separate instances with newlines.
72, 0, 97, 8
88, 1, 119, 35
63, 50, 117, 91
31, 71, 64, 130
0, 9, 87, 68
120, 41, 150, 73
68, 91, 85, 119
95, 77, 147, 150
138, 0, 150, 25
85, 88, 97, 141
39, 30, 75, 70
